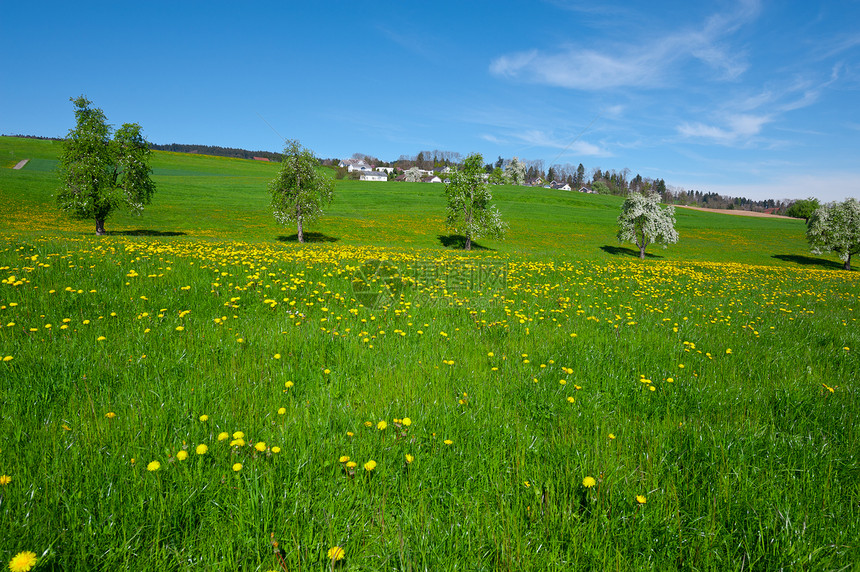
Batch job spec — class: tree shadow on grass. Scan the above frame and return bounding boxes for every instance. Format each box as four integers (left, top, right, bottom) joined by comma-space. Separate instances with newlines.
107, 229, 187, 237
437, 234, 494, 250
600, 245, 663, 259
772, 254, 848, 271
277, 232, 339, 243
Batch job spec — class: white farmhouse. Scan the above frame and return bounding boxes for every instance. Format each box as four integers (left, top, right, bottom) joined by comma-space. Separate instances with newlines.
360, 171, 388, 182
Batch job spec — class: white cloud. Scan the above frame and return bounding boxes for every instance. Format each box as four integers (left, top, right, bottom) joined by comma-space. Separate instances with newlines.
678, 113, 771, 143
490, 1, 759, 90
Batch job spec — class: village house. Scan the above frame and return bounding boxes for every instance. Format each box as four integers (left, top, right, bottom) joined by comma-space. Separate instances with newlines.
360, 171, 387, 182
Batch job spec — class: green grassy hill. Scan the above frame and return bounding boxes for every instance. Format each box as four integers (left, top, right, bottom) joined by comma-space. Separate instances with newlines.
0, 135, 828, 268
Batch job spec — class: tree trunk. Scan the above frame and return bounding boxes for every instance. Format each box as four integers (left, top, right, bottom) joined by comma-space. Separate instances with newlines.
639, 244, 646, 259
95, 218, 106, 236
463, 203, 471, 250
845, 253, 851, 271
297, 218, 304, 243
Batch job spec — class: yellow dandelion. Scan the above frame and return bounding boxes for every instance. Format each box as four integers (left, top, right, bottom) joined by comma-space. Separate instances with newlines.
567, 396, 575, 403
405, 454, 414, 463
176, 450, 188, 461
104, 412, 116, 419
346, 461, 357, 469
175, 326, 184, 332
0, 475, 11, 486
274, 353, 281, 359
608, 433, 616, 440
636, 495, 647, 504
324, 368, 331, 374
8, 551, 37, 572
377, 420, 387, 430
271, 446, 281, 454
364, 460, 377, 471
285, 381, 294, 388
339, 456, 350, 463
444, 439, 453, 445
198, 414, 209, 422
217, 432, 229, 441
147, 461, 161, 472
255, 441, 267, 452
232, 431, 244, 439
232, 463, 243, 472
327, 546, 345, 561
582, 476, 596, 488
196, 444, 208, 455
726, 348, 732, 354
277, 407, 286, 415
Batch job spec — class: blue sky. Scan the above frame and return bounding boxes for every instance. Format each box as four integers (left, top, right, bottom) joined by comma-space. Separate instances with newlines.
2, 0, 859, 201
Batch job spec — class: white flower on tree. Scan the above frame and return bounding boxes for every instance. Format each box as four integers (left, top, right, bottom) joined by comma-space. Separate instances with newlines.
504, 157, 526, 186
444, 153, 507, 250
617, 192, 679, 259
806, 198, 860, 270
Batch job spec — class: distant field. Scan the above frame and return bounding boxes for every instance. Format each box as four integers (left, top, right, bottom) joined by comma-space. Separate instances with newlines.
0, 135, 826, 267
1, 136, 857, 570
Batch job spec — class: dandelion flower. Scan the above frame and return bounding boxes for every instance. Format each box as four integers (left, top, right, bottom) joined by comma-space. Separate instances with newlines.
97, 336, 106, 342
147, 461, 161, 472
582, 476, 596, 488
346, 461, 357, 469
198, 414, 208, 422
255, 441, 267, 452
175, 326, 184, 332
339, 456, 350, 463
196, 444, 208, 455
402, 417, 412, 426
608, 433, 616, 440
285, 381, 294, 389
277, 407, 286, 415
104, 412, 116, 419
8, 551, 37, 572
176, 451, 188, 461
232, 431, 244, 439
217, 432, 229, 441
405, 454, 414, 463
444, 439, 453, 445
346, 431, 354, 437
377, 420, 387, 430
726, 348, 732, 354
567, 396, 575, 403
324, 369, 331, 374
364, 460, 377, 472
0, 475, 11, 486
232, 463, 243, 472
274, 353, 281, 359
327, 546, 345, 561
636, 495, 647, 504
271, 447, 281, 454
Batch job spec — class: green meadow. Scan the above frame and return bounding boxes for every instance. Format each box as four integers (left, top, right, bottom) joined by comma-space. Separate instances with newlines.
0, 136, 858, 570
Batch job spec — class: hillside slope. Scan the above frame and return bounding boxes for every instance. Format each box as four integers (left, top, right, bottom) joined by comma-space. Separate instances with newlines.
0, 136, 834, 268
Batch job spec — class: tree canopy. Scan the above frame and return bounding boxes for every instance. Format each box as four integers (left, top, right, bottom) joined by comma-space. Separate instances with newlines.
444, 153, 507, 250
56, 96, 155, 235
617, 192, 679, 259
269, 139, 334, 243
806, 198, 860, 270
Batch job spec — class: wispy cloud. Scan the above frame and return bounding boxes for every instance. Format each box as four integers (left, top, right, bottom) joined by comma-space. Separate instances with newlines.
490, 0, 760, 90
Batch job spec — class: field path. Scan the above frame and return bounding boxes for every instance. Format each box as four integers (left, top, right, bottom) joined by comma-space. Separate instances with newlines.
677, 205, 794, 219
12, 159, 29, 169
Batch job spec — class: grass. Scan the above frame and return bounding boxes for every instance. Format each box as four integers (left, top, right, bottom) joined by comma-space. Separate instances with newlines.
0, 136, 858, 570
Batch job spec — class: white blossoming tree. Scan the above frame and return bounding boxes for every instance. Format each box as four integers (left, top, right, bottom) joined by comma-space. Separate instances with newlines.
269, 139, 334, 243
444, 153, 507, 250
405, 167, 422, 182
57, 96, 155, 235
806, 198, 860, 270
617, 192, 679, 259
504, 156, 526, 186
